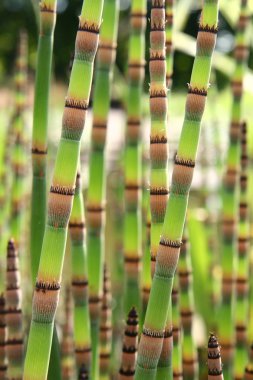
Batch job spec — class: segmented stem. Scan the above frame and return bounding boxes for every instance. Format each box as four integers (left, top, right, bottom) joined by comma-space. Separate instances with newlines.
218, 2, 250, 375
61, 287, 75, 380
234, 123, 250, 380
5, 240, 23, 379
207, 334, 223, 380
85, 1, 119, 377
0, 295, 7, 379
69, 171, 91, 375
99, 266, 112, 380
134, 2, 219, 379
23, 2, 104, 378
119, 307, 139, 380
178, 235, 198, 379
123, 0, 147, 314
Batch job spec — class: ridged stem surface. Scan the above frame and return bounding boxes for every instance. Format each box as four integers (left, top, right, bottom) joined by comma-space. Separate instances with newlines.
218, 2, 250, 376
119, 307, 139, 380
23, 2, 104, 378
69, 172, 91, 375
134, 2, 219, 379
207, 334, 223, 380
178, 234, 198, 379
86, 1, 119, 378
5, 240, 23, 379
123, 0, 147, 315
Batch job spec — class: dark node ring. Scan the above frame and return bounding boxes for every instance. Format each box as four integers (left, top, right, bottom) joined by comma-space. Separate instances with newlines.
199, 24, 218, 34
50, 185, 75, 196
36, 281, 60, 291
32, 148, 47, 155
124, 256, 140, 264
150, 136, 167, 144
159, 238, 182, 248
143, 326, 165, 338
65, 98, 88, 111
150, 188, 169, 195
188, 85, 207, 96
89, 296, 102, 304
150, 55, 166, 61
78, 23, 100, 34
72, 280, 88, 287
175, 155, 195, 168
123, 345, 137, 353
119, 368, 135, 376
75, 347, 91, 353
69, 222, 85, 229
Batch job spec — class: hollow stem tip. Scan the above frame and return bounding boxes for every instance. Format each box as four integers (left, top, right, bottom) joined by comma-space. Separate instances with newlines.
78, 364, 88, 380
208, 334, 223, 380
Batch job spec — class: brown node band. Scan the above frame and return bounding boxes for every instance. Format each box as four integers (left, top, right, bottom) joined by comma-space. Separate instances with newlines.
78, 22, 100, 34
93, 122, 107, 129
175, 155, 195, 168
124, 257, 140, 263
5, 308, 21, 314
6, 338, 23, 345
69, 222, 85, 229
128, 62, 146, 68
125, 330, 138, 337
150, 135, 167, 144
208, 369, 223, 375
123, 345, 137, 353
131, 12, 146, 18
119, 368, 135, 376
150, 24, 165, 32
188, 85, 207, 96
65, 98, 88, 111
75, 347, 91, 353
125, 184, 140, 190
150, 86, 167, 98
199, 24, 218, 34
32, 148, 47, 155
35, 281, 60, 292
160, 238, 182, 248
50, 185, 75, 196
72, 280, 88, 287
86, 206, 104, 212
99, 43, 116, 51
150, 54, 166, 61
150, 188, 168, 195
89, 296, 102, 304
143, 326, 164, 338
40, 4, 56, 13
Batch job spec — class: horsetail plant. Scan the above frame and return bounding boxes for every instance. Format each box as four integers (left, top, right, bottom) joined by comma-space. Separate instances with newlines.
171, 274, 182, 380
85, 1, 119, 377
155, 1, 175, 377
5, 240, 23, 380
218, 2, 250, 376
23, 1, 104, 378
69, 171, 91, 375
119, 307, 139, 380
207, 334, 223, 380
178, 233, 198, 379
123, 0, 147, 315
0, 295, 7, 379
61, 287, 75, 380
30, 0, 57, 283
99, 266, 112, 380
234, 122, 250, 380
165, 0, 174, 89
134, 1, 219, 379
10, 32, 28, 248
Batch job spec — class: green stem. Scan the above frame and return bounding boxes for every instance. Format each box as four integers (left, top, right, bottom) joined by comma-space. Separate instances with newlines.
134, 1, 219, 379
23, 2, 104, 378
